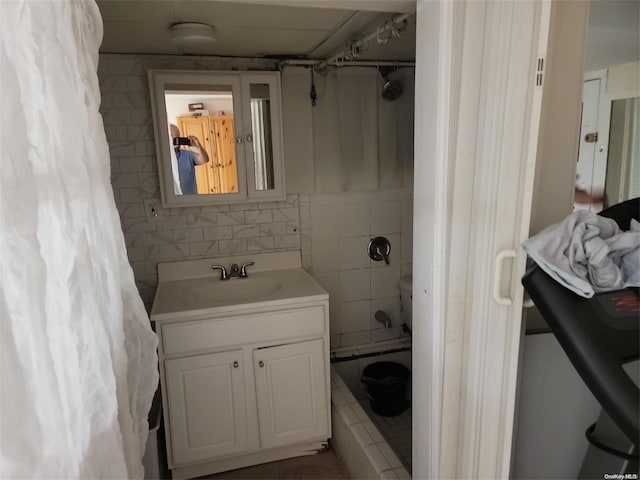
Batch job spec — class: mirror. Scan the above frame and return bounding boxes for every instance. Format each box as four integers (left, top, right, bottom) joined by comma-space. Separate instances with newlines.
604, 96, 640, 204
165, 85, 239, 195
249, 83, 274, 191
148, 70, 285, 207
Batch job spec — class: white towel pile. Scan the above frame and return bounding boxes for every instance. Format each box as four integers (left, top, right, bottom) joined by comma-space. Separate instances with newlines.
522, 210, 640, 298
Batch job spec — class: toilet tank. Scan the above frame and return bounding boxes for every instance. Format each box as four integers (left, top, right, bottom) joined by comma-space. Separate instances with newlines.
398, 275, 412, 329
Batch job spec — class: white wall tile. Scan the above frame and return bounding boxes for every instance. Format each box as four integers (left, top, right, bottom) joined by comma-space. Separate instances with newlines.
259, 222, 287, 236
363, 444, 391, 473
272, 207, 299, 222
371, 326, 401, 343
340, 330, 371, 348
339, 203, 370, 237
377, 442, 403, 469
311, 239, 339, 273
247, 237, 275, 251
174, 228, 204, 243
310, 203, 339, 239
339, 300, 371, 334
370, 201, 402, 234
401, 232, 413, 264
274, 234, 299, 249
186, 213, 218, 228
232, 224, 260, 238
394, 467, 411, 479
362, 421, 385, 444
351, 422, 375, 448
203, 226, 233, 241
245, 209, 273, 224
216, 211, 245, 225
339, 236, 371, 270
189, 241, 219, 257
370, 266, 401, 299
340, 269, 370, 301
380, 469, 399, 479
218, 239, 247, 255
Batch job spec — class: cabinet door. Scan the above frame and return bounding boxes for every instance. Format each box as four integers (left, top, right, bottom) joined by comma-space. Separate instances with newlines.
253, 339, 329, 450
165, 350, 248, 465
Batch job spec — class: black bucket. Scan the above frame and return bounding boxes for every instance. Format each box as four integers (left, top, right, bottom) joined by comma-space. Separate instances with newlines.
360, 362, 410, 417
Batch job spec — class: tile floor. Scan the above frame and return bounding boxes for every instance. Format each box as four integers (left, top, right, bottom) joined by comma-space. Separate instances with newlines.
201, 447, 351, 480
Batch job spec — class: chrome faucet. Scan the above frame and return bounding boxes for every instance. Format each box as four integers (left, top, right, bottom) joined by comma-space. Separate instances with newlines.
211, 265, 228, 280
211, 261, 254, 281
375, 310, 392, 328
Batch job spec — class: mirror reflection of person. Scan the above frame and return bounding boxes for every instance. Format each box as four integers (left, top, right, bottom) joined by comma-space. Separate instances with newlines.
169, 124, 209, 195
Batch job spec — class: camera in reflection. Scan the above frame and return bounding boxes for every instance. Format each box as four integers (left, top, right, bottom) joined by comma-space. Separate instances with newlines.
172, 137, 191, 146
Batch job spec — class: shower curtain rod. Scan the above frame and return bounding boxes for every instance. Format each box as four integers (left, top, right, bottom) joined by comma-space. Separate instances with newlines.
280, 59, 415, 68
280, 13, 413, 71
320, 13, 411, 68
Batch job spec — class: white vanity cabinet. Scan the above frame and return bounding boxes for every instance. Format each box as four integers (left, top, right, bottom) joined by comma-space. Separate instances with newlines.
150, 253, 331, 480
164, 349, 249, 465
253, 339, 328, 450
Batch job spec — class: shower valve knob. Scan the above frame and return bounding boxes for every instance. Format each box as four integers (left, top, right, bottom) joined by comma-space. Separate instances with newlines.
368, 236, 391, 265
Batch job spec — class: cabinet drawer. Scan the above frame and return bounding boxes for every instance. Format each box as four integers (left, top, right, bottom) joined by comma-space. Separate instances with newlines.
162, 306, 326, 356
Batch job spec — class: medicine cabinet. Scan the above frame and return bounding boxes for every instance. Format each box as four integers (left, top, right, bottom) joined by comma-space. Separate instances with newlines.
148, 70, 286, 207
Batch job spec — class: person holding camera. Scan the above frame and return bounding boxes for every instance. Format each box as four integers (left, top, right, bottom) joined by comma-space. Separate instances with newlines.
169, 123, 210, 195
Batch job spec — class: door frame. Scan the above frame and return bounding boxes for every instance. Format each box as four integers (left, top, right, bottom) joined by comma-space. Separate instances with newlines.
412, 1, 555, 478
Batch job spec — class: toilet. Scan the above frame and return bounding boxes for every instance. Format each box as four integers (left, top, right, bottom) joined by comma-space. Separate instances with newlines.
398, 275, 412, 331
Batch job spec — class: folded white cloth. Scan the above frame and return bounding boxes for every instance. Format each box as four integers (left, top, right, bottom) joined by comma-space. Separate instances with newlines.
522, 210, 640, 298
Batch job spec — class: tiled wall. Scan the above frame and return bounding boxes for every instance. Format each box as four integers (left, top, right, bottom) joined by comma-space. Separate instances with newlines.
99, 54, 304, 308
100, 54, 413, 351
305, 190, 413, 349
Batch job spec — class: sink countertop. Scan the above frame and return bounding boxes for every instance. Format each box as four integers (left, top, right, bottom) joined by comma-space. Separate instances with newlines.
150, 268, 328, 322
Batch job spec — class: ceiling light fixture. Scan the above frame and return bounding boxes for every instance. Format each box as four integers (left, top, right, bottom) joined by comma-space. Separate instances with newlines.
169, 22, 216, 45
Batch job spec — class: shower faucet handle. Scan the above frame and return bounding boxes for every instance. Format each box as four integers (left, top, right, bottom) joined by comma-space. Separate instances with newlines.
368, 237, 391, 265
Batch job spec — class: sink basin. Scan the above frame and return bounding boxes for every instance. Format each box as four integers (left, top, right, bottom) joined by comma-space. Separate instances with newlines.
150, 260, 329, 319
191, 277, 283, 303
157, 276, 284, 312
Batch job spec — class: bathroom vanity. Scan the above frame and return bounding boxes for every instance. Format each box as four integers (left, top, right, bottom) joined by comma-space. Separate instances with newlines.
150, 252, 331, 479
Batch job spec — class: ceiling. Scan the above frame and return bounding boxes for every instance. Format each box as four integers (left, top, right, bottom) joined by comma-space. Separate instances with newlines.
96, 0, 417, 61
586, 0, 640, 71
96, 0, 638, 69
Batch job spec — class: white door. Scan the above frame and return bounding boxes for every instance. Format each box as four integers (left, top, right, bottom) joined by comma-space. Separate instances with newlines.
165, 350, 248, 465
253, 339, 328, 450
576, 78, 604, 210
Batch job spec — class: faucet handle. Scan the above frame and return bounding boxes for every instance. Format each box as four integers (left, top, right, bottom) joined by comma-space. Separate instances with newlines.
211, 265, 228, 280
240, 262, 254, 277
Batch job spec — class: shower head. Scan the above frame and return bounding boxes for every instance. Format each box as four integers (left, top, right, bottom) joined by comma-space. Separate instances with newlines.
379, 67, 403, 101
382, 79, 403, 101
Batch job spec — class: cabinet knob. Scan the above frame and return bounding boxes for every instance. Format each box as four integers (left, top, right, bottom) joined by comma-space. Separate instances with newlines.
245, 134, 253, 143
258, 361, 264, 368
236, 136, 244, 144
233, 361, 239, 368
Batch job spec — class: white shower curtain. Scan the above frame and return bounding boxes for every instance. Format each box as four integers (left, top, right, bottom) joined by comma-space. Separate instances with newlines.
0, 2, 158, 478
282, 66, 415, 194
